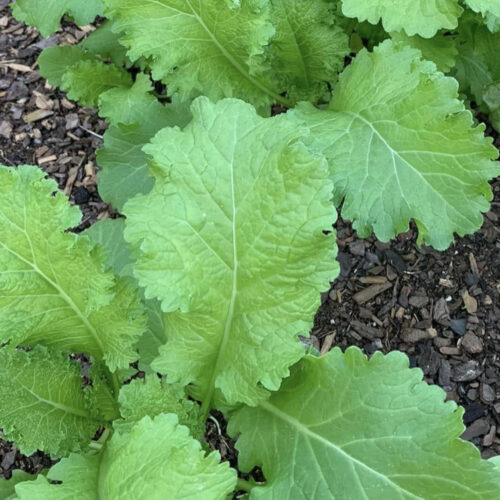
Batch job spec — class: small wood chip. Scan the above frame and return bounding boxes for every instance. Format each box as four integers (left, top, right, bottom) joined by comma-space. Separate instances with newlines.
353, 282, 392, 304
469, 252, 480, 277
2, 62, 33, 73
320, 333, 336, 356
358, 276, 388, 284
23, 109, 53, 123
37, 155, 57, 165
461, 290, 478, 314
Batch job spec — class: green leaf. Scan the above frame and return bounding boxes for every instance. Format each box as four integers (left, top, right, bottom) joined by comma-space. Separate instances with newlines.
267, 0, 349, 103
390, 31, 458, 72
61, 60, 132, 107
38, 46, 91, 88
465, 0, 500, 32
96, 76, 192, 211
80, 21, 130, 66
454, 13, 500, 104
290, 40, 499, 249
117, 377, 204, 438
229, 347, 500, 499
11, 0, 104, 37
0, 470, 38, 500
0, 165, 146, 371
124, 97, 338, 408
340, 0, 463, 38
85, 218, 167, 373
15, 415, 237, 500
0, 347, 112, 457
484, 82, 500, 131
103, 0, 284, 110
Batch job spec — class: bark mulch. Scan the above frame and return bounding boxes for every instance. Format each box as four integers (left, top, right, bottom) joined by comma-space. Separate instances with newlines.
0, 4, 499, 481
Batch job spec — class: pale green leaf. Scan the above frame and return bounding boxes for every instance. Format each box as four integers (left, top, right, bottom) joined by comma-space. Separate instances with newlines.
117, 377, 204, 438
229, 347, 500, 499
268, 0, 349, 103
80, 21, 129, 66
390, 31, 458, 72
103, 0, 284, 110
341, 0, 463, 38
85, 218, 167, 373
96, 77, 192, 210
0, 165, 146, 371
61, 60, 132, 107
15, 415, 237, 500
124, 98, 338, 407
290, 41, 499, 249
483, 82, 500, 131
38, 46, 91, 88
0, 347, 111, 457
11, 0, 103, 37
465, 0, 500, 32
0, 470, 37, 500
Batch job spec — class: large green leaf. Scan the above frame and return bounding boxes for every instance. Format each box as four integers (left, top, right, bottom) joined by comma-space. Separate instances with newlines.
0, 347, 115, 457
96, 75, 192, 211
38, 46, 92, 88
11, 0, 104, 37
15, 414, 237, 500
229, 347, 500, 499
124, 98, 338, 408
104, 0, 283, 110
117, 377, 204, 438
268, 0, 349, 103
80, 21, 130, 67
291, 40, 499, 250
0, 165, 146, 371
340, 0, 463, 38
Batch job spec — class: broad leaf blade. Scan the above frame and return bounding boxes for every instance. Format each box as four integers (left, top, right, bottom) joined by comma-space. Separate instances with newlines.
0, 470, 38, 500
103, 0, 282, 110
38, 46, 91, 88
291, 40, 499, 249
341, 0, 462, 38
465, 0, 500, 32
229, 347, 500, 499
0, 347, 111, 457
15, 415, 236, 500
124, 98, 338, 407
0, 165, 146, 371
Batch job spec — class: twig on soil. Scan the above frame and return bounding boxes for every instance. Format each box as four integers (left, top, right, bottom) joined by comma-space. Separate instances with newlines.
79, 126, 103, 140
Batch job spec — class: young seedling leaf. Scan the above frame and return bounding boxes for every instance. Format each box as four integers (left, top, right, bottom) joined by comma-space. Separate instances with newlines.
229, 347, 500, 499
15, 415, 237, 500
96, 76, 192, 210
124, 97, 338, 407
291, 40, 500, 249
117, 377, 204, 438
11, 0, 104, 37
341, 0, 463, 38
0, 347, 113, 457
268, 0, 349, 103
0, 165, 146, 371
104, 0, 283, 110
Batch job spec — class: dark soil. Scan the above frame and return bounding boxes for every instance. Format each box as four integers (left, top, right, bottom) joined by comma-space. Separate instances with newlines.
0, 4, 498, 481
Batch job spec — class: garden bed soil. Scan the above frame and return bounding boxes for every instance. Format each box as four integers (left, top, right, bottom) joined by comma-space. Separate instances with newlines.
0, 6, 499, 480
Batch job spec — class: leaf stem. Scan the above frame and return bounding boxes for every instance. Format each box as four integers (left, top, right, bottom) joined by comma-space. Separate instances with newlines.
236, 478, 254, 493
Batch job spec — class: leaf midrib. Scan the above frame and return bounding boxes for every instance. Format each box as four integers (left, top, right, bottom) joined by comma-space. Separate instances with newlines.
259, 399, 425, 499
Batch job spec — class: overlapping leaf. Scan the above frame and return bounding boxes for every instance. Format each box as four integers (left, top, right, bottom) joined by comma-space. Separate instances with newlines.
0, 165, 146, 371
96, 75, 192, 210
0, 470, 39, 499
104, 0, 282, 110
267, 0, 349, 103
229, 347, 500, 499
0, 347, 115, 457
15, 415, 236, 500
11, 0, 104, 37
341, 0, 463, 38
117, 377, 204, 437
124, 98, 338, 407
291, 41, 499, 249
465, 0, 500, 32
